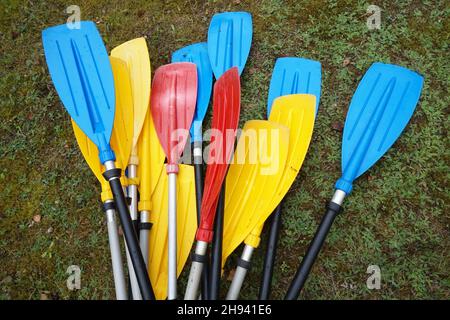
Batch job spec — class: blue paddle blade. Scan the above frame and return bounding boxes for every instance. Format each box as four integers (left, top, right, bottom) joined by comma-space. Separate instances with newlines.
172, 43, 213, 143
336, 62, 424, 193
42, 21, 115, 164
267, 57, 322, 117
207, 12, 253, 79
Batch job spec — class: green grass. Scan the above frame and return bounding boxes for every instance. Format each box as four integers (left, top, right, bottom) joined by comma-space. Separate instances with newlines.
0, 0, 448, 300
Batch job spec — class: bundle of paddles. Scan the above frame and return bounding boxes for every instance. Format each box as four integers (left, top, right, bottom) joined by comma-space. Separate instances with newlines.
42, 11, 424, 300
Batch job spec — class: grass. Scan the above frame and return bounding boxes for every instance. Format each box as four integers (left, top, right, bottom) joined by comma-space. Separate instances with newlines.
0, 0, 448, 300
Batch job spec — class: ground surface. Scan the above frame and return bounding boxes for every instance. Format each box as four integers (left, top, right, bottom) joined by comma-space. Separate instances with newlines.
0, 0, 448, 300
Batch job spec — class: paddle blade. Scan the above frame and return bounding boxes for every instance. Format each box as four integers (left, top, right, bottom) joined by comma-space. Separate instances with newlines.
137, 109, 166, 212
197, 67, 241, 243
71, 56, 134, 184
336, 63, 424, 193
223, 120, 289, 263
148, 164, 197, 300
150, 63, 197, 168
172, 43, 213, 143
111, 38, 151, 150
267, 57, 322, 117
207, 12, 253, 79
43, 21, 115, 163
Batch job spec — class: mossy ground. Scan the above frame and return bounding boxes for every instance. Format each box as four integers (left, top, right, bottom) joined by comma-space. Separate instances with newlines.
0, 0, 448, 299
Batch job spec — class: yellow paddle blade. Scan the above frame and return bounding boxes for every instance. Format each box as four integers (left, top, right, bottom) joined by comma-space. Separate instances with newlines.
148, 164, 197, 300
222, 120, 290, 264
243, 94, 316, 248
137, 106, 166, 212
71, 57, 134, 201
111, 37, 151, 154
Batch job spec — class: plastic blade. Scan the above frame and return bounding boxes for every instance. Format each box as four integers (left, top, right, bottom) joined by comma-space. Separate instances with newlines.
197, 67, 241, 243
43, 21, 115, 163
150, 63, 197, 168
172, 43, 213, 143
336, 62, 424, 194
207, 12, 253, 79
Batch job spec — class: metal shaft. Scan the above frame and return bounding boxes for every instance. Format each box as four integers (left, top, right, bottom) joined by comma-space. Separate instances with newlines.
105, 205, 127, 300
168, 173, 177, 300
226, 245, 254, 300
139, 210, 150, 266
184, 241, 208, 300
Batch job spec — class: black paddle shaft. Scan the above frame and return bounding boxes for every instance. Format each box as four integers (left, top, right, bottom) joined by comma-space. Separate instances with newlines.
193, 142, 210, 300
103, 168, 155, 300
209, 185, 225, 300
259, 204, 283, 300
285, 201, 341, 300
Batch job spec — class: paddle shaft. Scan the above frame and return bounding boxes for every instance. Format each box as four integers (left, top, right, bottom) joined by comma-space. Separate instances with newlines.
259, 204, 282, 300
168, 172, 177, 300
103, 161, 154, 300
103, 201, 127, 300
285, 190, 345, 300
185, 240, 208, 299
209, 185, 225, 299
193, 143, 210, 299
226, 244, 254, 300
139, 210, 151, 266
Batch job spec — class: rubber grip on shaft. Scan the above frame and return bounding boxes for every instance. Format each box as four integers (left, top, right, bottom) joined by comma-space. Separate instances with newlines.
285, 201, 341, 300
259, 204, 282, 300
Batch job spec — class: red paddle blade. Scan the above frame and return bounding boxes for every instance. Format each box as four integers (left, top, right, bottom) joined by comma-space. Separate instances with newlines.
197, 67, 241, 242
151, 62, 197, 173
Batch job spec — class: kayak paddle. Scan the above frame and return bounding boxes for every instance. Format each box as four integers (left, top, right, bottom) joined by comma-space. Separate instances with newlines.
259, 57, 322, 299
111, 37, 152, 300
207, 11, 253, 299
226, 94, 316, 299
42, 21, 154, 300
71, 56, 133, 299
285, 62, 424, 299
184, 67, 241, 300
171, 42, 213, 298
151, 62, 197, 299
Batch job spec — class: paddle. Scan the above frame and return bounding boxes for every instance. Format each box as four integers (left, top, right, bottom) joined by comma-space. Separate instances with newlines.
259, 57, 322, 299
172, 43, 213, 298
151, 62, 197, 300
71, 56, 133, 299
285, 62, 424, 299
42, 21, 154, 300
225, 95, 315, 299
184, 67, 241, 300
207, 11, 253, 299
110, 38, 151, 299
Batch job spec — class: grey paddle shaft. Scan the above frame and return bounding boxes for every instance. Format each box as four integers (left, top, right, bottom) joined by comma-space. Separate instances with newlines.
226, 244, 254, 300
285, 190, 346, 299
184, 241, 208, 299
104, 203, 127, 300
140, 210, 150, 266
168, 173, 177, 300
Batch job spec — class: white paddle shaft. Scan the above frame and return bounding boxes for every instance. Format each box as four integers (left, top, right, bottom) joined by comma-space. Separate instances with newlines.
168, 173, 177, 300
